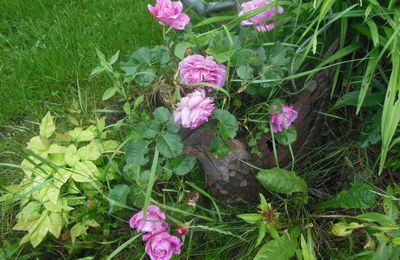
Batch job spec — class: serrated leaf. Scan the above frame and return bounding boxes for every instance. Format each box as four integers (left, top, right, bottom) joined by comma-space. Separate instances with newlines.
136, 68, 156, 86
152, 46, 170, 65
167, 117, 180, 133
156, 132, 183, 158
171, 156, 196, 175
174, 41, 195, 60
108, 184, 130, 213
65, 144, 79, 167
125, 139, 149, 165
236, 65, 254, 80
141, 120, 161, 139
214, 109, 238, 140
256, 168, 308, 195
153, 107, 170, 123
40, 112, 56, 139
317, 183, 376, 210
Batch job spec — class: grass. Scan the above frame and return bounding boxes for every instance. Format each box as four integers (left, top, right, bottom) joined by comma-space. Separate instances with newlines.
1, 0, 399, 259
0, 0, 162, 125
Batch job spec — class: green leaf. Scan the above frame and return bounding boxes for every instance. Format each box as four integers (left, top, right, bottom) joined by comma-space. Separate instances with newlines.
256, 168, 308, 195
108, 184, 130, 213
68, 127, 96, 142
237, 213, 262, 224
136, 68, 156, 86
236, 65, 254, 80
300, 233, 317, 260
153, 107, 170, 123
40, 112, 56, 139
167, 116, 180, 133
70, 222, 88, 244
256, 222, 267, 246
28, 211, 50, 247
317, 183, 376, 210
109, 50, 120, 65
355, 212, 396, 226
71, 161, 99, 182
155, 132, 183, 159
210, 134, 230, 158
129, 185, 146, 207
174, 42, 195, 60
78, 141, 102, 161
152, 46, 170, 65
214, 109, 238, 140
206, 45, 231, 63
141, 120, 162, 139
90, 65, 105, 77
334, 90, 384, 109
275, 126, 297, 145
133, 47, 152, 65
102, 87, 118, 101
171, 156, 196, 175
48, 212, 62, 238
125, 139, 149, 165
331, 222, 365, 237
254, 232, 298, 260
383, 186, 399, 221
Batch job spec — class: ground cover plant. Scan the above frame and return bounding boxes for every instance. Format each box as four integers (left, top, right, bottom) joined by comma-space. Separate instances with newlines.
1, 0, 400, 259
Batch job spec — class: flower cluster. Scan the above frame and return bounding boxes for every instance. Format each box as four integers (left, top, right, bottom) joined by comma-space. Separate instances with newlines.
270, 104, 298, 133
239, 0, 284, 32
130, 205, 183, 260
173, 54, 226, 129
148, 0, 190, 30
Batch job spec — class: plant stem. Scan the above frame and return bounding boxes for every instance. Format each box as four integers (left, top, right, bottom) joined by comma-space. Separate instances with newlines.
143, 148, 159, 218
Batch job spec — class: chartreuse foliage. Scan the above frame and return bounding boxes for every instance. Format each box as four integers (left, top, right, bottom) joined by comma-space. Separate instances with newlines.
0, 112, 119, 247
328, 185, 400, 259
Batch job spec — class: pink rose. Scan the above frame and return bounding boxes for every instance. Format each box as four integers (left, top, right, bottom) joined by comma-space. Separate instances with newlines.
179, 54, 226, 91
148, 0, 190, 30
144, 232, 182, 260
239, 0, 284, 32
270, 105, 298, 133
129, 205, 169, 234
174, 89, 215, 129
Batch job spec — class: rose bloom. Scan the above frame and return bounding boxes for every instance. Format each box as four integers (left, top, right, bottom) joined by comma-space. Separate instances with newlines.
144, 232, 183, 260
179, 54, 226, 91
174, 89, 215, 129
148, 0, 190, 30
239, 0, 284, 32
129, 205, 169, 234
270, 105, 298, 133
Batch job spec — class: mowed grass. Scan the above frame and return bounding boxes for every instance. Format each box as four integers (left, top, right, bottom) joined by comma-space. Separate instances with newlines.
0, 0, 162, 124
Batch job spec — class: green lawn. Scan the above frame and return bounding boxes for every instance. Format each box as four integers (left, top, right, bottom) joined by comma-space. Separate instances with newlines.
0, 0, 162, 124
